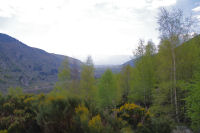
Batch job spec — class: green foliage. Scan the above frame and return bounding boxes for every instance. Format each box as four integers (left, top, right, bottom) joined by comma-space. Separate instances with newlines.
137, 117, 174, 133
1, 32, 200, 133
80, 56, 96, 100
0, 94, 40, 133
56, 57, 71, 91
37, 96, 75, 133
185, 70, 200, 132
88, 115, 103, 133
58, 57, 71, 81
129, 40, 157, 107
114, 103, 151, 130
0, 130, 7, 133
0, 90, 184, 133
98, 69, 120, 109
120, 65, 133, 103
7, 87, 23, 96
150, 81, 173, 117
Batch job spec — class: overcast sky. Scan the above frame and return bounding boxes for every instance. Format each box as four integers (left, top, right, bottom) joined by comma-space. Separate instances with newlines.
0, 0, 199, 65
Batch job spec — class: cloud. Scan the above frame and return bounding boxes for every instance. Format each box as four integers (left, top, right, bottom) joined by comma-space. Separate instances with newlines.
0, 0, 177, 64
193, 6, 200, 12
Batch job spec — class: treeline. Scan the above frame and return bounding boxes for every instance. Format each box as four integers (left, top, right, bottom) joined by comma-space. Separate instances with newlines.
0, 8, 200, 133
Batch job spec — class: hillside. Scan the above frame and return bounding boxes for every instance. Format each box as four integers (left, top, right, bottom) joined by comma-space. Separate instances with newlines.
0, 33, 136, 92
0, 33, 82, 92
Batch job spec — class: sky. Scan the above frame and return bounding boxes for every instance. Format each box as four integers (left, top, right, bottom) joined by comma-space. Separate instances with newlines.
0, 0, 199, 65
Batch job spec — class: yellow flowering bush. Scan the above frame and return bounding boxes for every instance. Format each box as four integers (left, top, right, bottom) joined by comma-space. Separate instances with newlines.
75, 105, 89, 122
115, 103, 151, 129
24, 96, 36, 103
0, 130, 8, 133
88, 115, 102, 133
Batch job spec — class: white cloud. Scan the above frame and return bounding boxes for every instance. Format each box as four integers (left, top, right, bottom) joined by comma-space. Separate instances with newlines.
0, 0, 176, 64
192, 6, 200, 12
150, 0, 176, 8
192, 6, 200, 23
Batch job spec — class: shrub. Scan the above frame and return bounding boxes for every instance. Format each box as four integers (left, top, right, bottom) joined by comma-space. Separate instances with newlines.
36, 96, 80, 133
0, 130, 7, 133
115, 103, 151, 129
88, 115, 103, 133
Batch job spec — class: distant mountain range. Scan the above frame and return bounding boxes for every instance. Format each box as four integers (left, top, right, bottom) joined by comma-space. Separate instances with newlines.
94, 60, 134, 78
94, 55, 132, 65
0, 33, 134, 92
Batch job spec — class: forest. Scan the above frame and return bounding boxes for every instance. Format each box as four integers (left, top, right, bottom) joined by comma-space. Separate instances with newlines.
0, 8, 200, 133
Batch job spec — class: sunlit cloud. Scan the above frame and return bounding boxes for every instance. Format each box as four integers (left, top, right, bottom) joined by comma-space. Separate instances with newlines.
192, 6, 200, 12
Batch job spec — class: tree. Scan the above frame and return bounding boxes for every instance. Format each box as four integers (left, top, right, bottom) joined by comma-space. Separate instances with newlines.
69, 59, 81, 96
58, 57, 71, 82
56, 57, 71, 90
129, 40, 157, 108
185, 63, 200, 131
133, 39, 145, 59
157, 8, 194, 121
120, 65, 133, 103
98, 69, 120, 109
80, 56, 95, 100
7, 87, 23, 96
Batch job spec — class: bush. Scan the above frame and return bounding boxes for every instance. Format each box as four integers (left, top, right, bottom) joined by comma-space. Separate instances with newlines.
36, 96, 80, 133
88, 115, 103, 133
136, 117, 175, 133
115, 103, 151, 130
0, 130, 7, 133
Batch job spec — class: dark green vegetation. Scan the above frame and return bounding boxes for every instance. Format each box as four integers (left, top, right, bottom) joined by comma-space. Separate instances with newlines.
0, 8, 200, 133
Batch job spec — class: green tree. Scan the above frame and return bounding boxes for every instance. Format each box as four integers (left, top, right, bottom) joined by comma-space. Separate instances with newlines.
185, 66, 200, 131
7, 87, 23, 96
157, 8, 194, 121
56, 57, 71, 90
129, 40, 157, 108
58, 57, 70, 81
151, 39, 174, 117
120, 65, 133, 103
80, 56, 96, 100
98, 69, 120, 109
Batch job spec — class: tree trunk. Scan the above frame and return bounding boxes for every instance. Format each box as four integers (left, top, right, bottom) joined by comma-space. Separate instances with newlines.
171, 64, 173, 106
172, 46, 179, 122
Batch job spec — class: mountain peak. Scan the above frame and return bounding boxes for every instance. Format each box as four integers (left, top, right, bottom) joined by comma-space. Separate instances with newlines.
0, 33, 19, 42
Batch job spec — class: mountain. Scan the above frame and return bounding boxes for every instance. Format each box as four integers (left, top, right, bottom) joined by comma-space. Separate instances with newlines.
0, 33, 136, 92
122, 58, 135, 67
0, 33, 82, 93
94, 58, 135, 77
94, 55, 132, 65
94, 65, 122, 78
